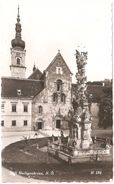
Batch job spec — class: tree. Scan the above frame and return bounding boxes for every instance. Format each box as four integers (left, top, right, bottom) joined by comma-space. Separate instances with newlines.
98, 87, 112, 129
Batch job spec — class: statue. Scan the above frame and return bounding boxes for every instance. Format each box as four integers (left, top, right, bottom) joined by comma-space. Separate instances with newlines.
84, 109, 91, 122
60, 130, 64, 143
72, 49, 92, 149
51, 134, 55, 143
58, 136, 61, 145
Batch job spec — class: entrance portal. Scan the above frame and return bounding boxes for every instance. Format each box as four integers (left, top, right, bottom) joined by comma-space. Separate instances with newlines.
36, 122, 42, 130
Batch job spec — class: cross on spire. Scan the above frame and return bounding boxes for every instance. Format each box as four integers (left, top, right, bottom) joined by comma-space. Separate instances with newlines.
17, 5, 20, 23
58, 49, 60, 53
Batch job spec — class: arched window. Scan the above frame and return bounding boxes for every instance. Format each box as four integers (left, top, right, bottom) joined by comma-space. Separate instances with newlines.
17, 58, 20, 65
61, 93, 66, 103
56, 119, 61, 129
53, 93, 58, 102
38, 106, 43, 113
56, 79, 62, 91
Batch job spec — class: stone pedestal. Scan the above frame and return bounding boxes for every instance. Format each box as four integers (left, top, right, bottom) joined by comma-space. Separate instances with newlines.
81, 140, 90, 149
81, 122, 91, 149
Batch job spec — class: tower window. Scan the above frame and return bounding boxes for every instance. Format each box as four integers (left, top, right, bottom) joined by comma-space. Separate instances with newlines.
24, 104, 28, 112
24, 120, 28, 126
38, 106, 43, 113
57, 79, 62, 91
12, 120, 16, 126
1, 120, 4, 127
17, 58, 20, 65
12, 104, 16, 112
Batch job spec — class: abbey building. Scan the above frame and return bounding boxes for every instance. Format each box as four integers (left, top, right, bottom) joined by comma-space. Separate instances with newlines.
1, 8, 72, 131
1, 8, 102, 132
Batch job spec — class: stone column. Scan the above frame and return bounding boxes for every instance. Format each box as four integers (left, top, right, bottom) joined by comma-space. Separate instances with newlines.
74, 49, 92, 150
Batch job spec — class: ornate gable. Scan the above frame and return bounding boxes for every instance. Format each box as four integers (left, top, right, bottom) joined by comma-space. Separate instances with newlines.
45, 51, 72, 76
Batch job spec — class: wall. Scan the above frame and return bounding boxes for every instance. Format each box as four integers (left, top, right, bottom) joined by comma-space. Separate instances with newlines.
1, 98, 32, 131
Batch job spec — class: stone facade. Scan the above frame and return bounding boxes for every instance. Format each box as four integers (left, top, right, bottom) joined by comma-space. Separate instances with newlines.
32, 52, 72, 130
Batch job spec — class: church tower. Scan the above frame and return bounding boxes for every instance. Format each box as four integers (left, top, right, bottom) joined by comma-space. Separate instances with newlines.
10, 6, 26, 78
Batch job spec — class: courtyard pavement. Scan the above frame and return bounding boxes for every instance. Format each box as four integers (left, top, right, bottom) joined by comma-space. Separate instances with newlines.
1, 129, 69, 150
1, 128, 112, 183
1, 129, 69, 183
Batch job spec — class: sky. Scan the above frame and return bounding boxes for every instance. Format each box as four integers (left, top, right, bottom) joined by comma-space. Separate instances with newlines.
0, 0, 112, 82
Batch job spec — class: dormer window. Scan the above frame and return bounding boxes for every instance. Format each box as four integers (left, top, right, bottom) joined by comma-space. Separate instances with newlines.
56, 67, 63, 74
17, 89, 21, 96
17, 58, 20, 65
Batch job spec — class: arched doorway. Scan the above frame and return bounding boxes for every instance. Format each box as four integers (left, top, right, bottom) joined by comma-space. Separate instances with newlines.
35, 119, 43, 130
37, 122, 42, 129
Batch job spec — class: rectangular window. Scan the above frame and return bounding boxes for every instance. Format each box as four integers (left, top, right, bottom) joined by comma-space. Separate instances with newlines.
12, 120, 16, 126
1, 120, 4, 126
61, 93, 66, 103
24, 120, 28, 126
53, 93, 58, 102
1, 103, 5, 112
12, 104, 16, 112
24, 104, 28, 112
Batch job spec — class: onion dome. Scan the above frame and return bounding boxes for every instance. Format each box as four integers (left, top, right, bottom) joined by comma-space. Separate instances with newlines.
11, 6, 25, 50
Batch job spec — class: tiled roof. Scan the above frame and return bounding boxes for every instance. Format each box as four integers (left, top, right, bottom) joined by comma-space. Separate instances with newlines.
28, 68, 43, 80
1, 77, 44, 98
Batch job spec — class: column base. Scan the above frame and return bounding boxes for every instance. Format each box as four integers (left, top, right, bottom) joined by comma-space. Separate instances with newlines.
81, 140, 90, 149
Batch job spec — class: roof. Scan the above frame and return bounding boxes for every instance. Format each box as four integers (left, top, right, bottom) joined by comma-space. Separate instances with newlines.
28, 68, 43, 80
45, 52, 72, 74
1, 77, 44, 98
